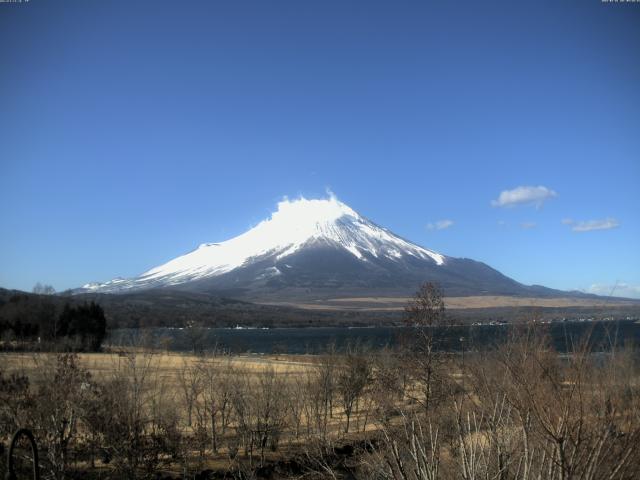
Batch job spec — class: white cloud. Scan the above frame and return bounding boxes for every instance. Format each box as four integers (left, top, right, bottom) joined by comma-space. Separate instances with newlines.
561, 218, 574, 225
587, 283, 640, 299
491, 185, 557, 208
520, 222, 536, 229
427, 219, 454, 231
571, 218, 619, 232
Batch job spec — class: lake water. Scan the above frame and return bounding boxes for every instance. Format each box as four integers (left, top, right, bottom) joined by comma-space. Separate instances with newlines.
108, 320, 640, 354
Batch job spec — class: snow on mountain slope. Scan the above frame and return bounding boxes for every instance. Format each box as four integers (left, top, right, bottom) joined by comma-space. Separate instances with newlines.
81, 196, 446, 293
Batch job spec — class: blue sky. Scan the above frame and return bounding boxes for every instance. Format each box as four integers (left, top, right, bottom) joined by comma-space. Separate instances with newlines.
1, 0, 639, 297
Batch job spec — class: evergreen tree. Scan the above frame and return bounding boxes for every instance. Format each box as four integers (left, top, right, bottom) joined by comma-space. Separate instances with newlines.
56, 302, 107, 351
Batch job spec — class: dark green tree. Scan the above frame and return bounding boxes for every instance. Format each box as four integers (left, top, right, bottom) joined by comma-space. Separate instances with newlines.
58, 302, 107, 351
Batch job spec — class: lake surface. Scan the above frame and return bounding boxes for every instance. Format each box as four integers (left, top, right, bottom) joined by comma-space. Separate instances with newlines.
108, 320, 640, 354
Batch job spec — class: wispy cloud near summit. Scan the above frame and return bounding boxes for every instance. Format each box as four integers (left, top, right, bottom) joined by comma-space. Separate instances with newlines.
491, 186, 557, 208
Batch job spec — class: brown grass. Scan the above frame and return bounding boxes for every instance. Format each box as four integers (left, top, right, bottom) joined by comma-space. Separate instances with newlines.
0, 351, 316, 382
263, 295, 639, 311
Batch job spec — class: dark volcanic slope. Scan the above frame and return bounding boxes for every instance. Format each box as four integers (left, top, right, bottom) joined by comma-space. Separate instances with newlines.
177, 241, 569, 301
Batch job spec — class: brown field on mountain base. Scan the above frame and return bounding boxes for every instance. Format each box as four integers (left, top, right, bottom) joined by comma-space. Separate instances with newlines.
264, 294, 640, 311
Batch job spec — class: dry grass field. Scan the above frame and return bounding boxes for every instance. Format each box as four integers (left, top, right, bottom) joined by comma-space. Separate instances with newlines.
0, 351, 316, 380
0, 349, 388, 477
0, 349, 374, 437
264, 295, 640, 311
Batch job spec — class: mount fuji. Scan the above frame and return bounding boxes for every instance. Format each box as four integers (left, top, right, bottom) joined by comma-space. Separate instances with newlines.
78, 196, 566, 301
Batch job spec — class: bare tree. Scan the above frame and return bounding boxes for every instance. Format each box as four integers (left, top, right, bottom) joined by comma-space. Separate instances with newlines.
230, 370, 254, 462
0, 368, 33, 476
457, 324, 640, 480
286, 370, 307, 441
97, 352, 179, 479
176, 357, 203, 427
184, 320, 206, 354
367, 412, 441, 480
304, 350, 338, 442
198, 351, 234, 453
254, 366, 288, 464
371, 346, 407, 423
404, 282, 449, 413
32, 282, 56, 295
31, 354, 93, 480
337, 346, 372, 433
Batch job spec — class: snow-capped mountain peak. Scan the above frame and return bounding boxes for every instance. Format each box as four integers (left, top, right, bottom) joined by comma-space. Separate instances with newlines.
81, 195, 446, 293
